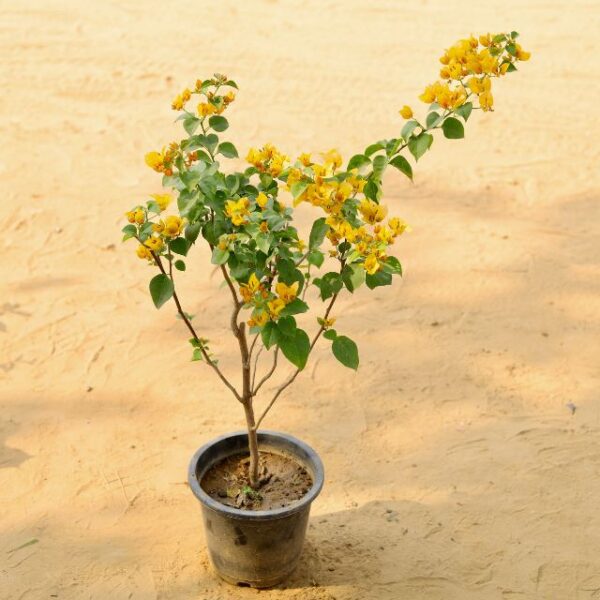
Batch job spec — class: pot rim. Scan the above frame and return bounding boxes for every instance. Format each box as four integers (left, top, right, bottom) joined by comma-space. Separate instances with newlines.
188, 429, 324, 520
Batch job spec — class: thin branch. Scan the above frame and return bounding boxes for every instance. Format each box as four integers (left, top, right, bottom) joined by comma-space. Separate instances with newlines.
253, 346, 279, 397
254, 292, 338, 430
147, 249, 242, 402
250, 343, 264, 390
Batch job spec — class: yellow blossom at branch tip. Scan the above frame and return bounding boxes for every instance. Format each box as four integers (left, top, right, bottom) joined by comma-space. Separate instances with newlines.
144, 151, 164, 172
150, 193, 172, 211
399, 105, 413, 119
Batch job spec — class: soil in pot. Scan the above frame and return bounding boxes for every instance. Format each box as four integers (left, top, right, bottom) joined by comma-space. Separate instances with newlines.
201, 450, 313, 511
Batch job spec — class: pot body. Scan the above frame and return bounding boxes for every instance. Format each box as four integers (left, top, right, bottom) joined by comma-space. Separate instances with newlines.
188, 430, 324, 588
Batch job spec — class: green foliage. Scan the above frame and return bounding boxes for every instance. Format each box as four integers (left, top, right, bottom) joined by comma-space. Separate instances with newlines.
332, 335, 359, 370
149, 274, 173, 309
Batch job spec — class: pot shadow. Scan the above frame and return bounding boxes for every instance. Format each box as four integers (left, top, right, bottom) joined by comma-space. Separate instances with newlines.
0, 418, 31, 469
272, 499, 423, 594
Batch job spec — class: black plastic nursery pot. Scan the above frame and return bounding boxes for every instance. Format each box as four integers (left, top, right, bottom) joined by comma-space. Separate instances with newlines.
188, 430, 324, 588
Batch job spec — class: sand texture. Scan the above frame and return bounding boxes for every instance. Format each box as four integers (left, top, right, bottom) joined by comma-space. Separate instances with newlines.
2, 0, 600, 598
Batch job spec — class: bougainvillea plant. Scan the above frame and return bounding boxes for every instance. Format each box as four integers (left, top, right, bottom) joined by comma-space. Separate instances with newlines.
122, 33, 529, 488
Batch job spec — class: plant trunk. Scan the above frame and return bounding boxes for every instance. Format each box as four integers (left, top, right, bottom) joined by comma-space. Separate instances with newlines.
243, 401, 260, 488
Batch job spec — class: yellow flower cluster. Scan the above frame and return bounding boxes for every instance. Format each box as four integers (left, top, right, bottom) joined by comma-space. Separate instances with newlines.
413, 33, 530, 113
246, 144, 289, 177
225, 197, 251, 226
125, 193, 187, 261
240, 274, 300, 327
170, 74, 236, 115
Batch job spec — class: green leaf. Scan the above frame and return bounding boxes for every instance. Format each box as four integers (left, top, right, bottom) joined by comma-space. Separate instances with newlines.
281, 298, 309, 317
121, 224, 137, 241
218, 142, 238, 158
208, 115, 229, 132
169, 237, 191, 256
307, 249, 324, 267
382, 256, 402, 275
191, 347, 203, 361
291, 181, 309, 200
408, 133, 433, 161
185, 222, 202, 243
365, 142, 385, 157
341, 264, 365, 292
174, 259, 186, 271
493, 33, 506, 44
363, 179, 381, 202
401, 119, 419, 141
323, 329, 337, 341
261, 321, 279, 350
279, 328, 310, 370
332, 335, 359, 370
506, 43, 517, 56
255, 233, 270, 255
211, 246, 230, 265
507, 62, 517, 73
149, 274, 174, 309
200, 134, 219, 155
309, 217, 329, 249
183, 116, 200, 135
455, 101, 473, 122
277, 315, 297, 337
426, 112, 444, 128
365, 270, 392, 289
389, 155, 413, 180
372, 155, 388, 178
347, 154, 371, 171
442, 117, 465, 139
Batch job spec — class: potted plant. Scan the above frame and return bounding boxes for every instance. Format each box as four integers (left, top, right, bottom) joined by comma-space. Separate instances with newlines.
122, 32, 529, 588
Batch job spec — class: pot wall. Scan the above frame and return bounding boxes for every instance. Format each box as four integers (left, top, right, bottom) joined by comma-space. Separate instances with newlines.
188, 430, 324, 588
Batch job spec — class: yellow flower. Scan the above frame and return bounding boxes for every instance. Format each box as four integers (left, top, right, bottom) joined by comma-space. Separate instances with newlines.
515, 44, 531, 61
152, 220, 165, 233
256, 192, 268, 208
126, 211, 136, 223
364, 254, 380, 275
268, 298, 286, 318
136, 244, 152, 260
225, 198, 250, 227
259, 221, 269, 233
419, 84, 437, 104
359, 199, 388, 225
197, 102, 216, 117
171, 94, 184, 111
144, 236, 164, 252
389, 217, 410, 237
240, 273, 261, 303
479, 91, 494, 111
145, 151, 164, 172
479, 33, 491, 47
276, 281, 299, 304
322, 149, 342, 170
223, 90, 236, 103
150, 193, 172, 211
182, 88, 192, 102
134, 208, 145, 224
323, 317, 336, 329
299, 153, 312, 166
163, 215, 184, 237
399, 105, 413, 119
248, 310, 268, 328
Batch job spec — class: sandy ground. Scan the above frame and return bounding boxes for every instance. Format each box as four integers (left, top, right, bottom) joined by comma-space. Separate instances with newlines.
2, 0, 600, 598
